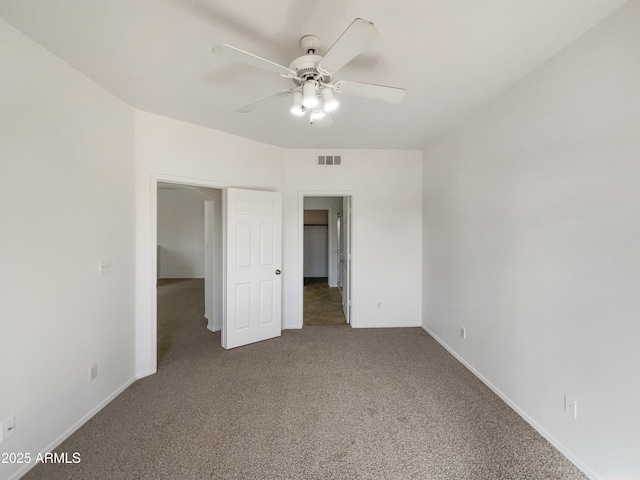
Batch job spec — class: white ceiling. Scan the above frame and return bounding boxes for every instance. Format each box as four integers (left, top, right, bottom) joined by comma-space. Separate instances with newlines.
0, 0, 627, 149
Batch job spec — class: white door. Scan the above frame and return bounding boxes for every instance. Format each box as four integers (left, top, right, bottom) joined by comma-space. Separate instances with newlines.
336, 213, 343, 290
343, 197, 352, 324
223, 188, 282, 349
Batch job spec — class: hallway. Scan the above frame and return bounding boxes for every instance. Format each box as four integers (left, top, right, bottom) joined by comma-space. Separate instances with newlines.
303, 277, 347, 326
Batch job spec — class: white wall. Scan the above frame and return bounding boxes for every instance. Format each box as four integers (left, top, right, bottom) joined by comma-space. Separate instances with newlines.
422, 3, 640, 479
0, 19, 136, 480
284, 150, 423, 329
157, 186, 205, 278
134, 111, 286, 376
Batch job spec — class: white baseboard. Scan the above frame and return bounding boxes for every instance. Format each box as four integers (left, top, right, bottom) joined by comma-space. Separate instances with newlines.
283, 323, 421, 330
420, 324, 601, 480
352, 323, 422, 328
9, 376, 137, 480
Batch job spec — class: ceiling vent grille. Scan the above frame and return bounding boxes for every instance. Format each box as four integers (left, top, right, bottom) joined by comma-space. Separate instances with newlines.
317, 154, 342, 166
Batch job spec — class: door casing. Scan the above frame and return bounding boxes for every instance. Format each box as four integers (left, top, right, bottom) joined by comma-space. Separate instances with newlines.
148, 174, 230, 374
297, 191, 355, 329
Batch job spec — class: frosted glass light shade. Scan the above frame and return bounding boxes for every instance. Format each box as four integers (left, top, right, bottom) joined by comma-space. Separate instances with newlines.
310, 108, 325, 121
290, 90, 305, 116
302, 82, 318, 108
321, 88, 339, 112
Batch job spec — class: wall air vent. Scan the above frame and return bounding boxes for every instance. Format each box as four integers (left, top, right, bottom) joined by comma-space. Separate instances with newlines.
317, 154, 342, 166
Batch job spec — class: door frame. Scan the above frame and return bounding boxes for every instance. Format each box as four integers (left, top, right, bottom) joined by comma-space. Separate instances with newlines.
149, 173, 230, 373
297, 191, 355, 329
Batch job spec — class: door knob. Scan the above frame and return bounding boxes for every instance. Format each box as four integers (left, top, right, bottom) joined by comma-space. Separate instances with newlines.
275, 269, 281, 275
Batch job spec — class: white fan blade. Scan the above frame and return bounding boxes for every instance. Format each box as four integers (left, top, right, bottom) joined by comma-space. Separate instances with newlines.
213, 44, 296, 77
236, 90, 293, 113
333, 80, 406, 104
311, 113, 333, 128
318, 18, 381, 76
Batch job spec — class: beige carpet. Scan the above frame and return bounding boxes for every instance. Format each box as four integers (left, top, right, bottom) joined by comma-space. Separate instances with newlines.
303, 277, 347, 326
24, 280, 587, 479
156, 278, 205, 365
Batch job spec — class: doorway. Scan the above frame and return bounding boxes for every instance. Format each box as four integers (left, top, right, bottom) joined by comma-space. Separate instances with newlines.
156, 183, 222, 367
301, 195, 352, 326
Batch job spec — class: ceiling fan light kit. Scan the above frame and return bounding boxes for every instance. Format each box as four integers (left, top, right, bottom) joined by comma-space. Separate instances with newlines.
212, 18, 406, 127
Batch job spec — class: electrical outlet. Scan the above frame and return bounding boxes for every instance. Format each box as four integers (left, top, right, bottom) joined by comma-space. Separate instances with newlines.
564, 394, 578, 419
90, 363, 98, 381
460, 327, 466, 339
2, 415, 15, 440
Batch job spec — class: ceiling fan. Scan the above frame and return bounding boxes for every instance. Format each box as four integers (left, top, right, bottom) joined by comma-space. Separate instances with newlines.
212, 18, 406, 127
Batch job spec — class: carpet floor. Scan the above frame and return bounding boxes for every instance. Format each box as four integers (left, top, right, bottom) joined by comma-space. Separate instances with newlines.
24, 280, 587, 479
157, 278, 205, 365
303, 277, 347, 326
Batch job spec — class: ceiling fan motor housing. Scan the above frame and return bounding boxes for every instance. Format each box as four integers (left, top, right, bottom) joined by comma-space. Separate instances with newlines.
289, 55, 331, 85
